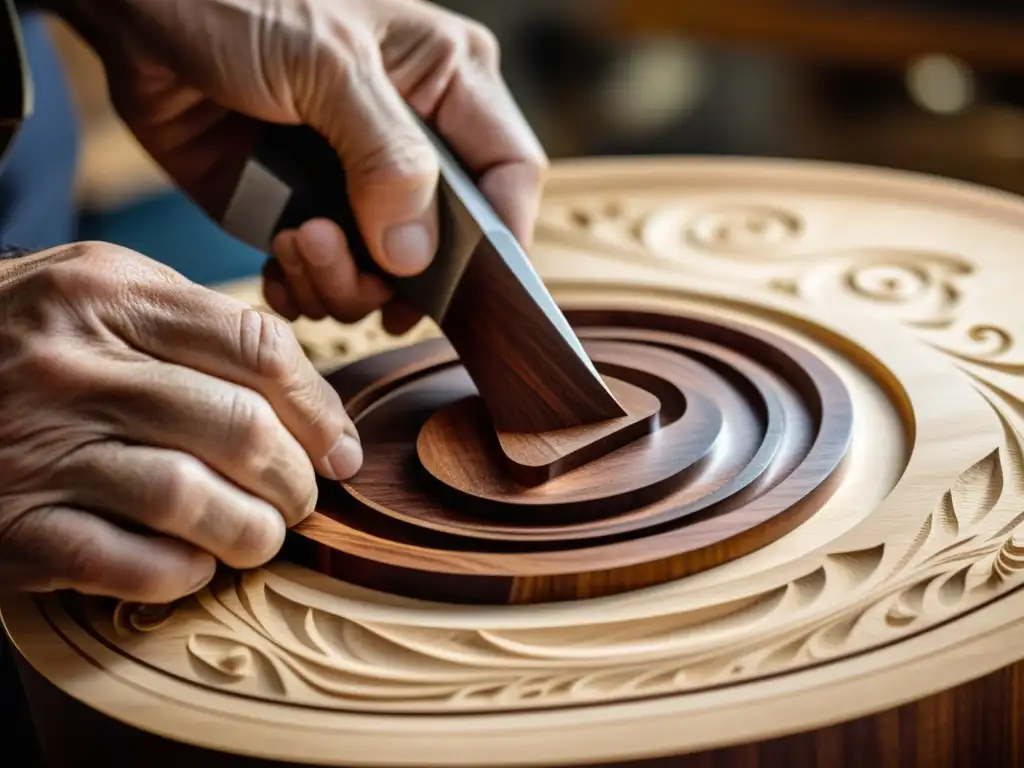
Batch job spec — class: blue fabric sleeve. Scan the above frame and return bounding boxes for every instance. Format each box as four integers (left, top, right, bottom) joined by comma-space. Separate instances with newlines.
0, 9, 79, 251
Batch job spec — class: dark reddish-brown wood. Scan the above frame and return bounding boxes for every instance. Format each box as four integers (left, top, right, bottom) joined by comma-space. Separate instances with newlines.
414, 353, 712, 511
437, 250, 629, 433
16, 595, 1024, 768
418, 376, 661, 488
290, 309, 854, 605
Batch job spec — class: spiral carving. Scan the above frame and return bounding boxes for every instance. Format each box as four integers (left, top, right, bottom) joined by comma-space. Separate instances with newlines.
844, 263, 933, 303
682, 205, 804, 254
13, 158, 1024, 768
297, 309, 854, 605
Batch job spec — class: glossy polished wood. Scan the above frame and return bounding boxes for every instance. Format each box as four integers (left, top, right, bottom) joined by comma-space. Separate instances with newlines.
233, 122, 629, 437
437, 250, 629, 433
12, 157, 1024, 768
450, 376, 662, 488
294, 308, 854, 604
415, 355, 706, 513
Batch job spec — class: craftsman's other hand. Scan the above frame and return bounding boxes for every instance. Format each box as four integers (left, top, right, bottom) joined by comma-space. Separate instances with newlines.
59, 0, 549, 335
0, 244, 360, 603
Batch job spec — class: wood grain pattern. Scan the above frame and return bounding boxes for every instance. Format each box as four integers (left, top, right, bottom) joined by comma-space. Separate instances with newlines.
436, 242, 629, 433
15, 646, 1024, 767
295, 308, 853, 604
237, 122, 629, 438
488, 377, 660, 486
9, 157, 1024, 767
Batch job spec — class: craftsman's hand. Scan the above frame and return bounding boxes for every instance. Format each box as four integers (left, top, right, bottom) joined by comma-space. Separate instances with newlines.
59, 0, 548, 334
0, 244, 361, 603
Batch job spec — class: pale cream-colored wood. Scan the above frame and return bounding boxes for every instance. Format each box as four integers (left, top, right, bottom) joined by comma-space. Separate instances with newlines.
6, 157, 1024, 765
214, 277, 442, 372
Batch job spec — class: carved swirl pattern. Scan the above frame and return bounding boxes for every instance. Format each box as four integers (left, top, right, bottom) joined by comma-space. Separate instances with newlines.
95, 431, 1024, 713
538, 192, 1021, 365
25, 162, 1024, 738
682, 205, 804, 253
88, 301, 1023, 717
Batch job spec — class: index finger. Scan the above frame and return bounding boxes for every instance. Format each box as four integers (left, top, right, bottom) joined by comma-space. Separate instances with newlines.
109, 281, 362, 481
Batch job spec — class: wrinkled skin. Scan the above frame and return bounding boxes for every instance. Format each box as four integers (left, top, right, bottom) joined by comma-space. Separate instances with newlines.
73, 0, 549, 333
0, 0, 546, 603
0, 243, 357, 601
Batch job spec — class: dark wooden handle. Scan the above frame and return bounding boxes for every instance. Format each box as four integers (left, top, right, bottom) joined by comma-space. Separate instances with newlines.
248, 122, 383, 277
219, 119, 625, 434
218, 119, 503, 324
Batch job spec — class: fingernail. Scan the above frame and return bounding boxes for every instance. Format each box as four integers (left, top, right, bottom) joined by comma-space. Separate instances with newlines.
189, 566, 216, 594
298, 219, 337, 267
383, 222, 433, 276
322, 434, 363, 480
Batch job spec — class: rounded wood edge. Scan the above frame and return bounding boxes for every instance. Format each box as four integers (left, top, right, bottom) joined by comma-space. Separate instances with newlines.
297, 306, 856, 606
5, 586, 1024, 766
5, 155, 1024, 766
540, 153, 1024, 218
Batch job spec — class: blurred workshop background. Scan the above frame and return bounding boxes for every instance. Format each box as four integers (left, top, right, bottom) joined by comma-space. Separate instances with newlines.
44, 0, 1024, 286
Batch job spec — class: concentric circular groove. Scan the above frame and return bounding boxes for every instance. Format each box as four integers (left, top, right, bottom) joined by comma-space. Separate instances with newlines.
294, 309, 854, 605
7, 156, 1014, 768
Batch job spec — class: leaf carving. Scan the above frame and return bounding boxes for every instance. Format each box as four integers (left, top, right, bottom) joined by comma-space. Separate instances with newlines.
896, 449, 1007, 572
950, 449, 1003, 528
188, 633, 258, 678
186, 632, 288, 696
81, 210, 1024, 717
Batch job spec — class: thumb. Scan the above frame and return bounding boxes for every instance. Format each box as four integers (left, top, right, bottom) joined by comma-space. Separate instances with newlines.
306, 51, 439, 278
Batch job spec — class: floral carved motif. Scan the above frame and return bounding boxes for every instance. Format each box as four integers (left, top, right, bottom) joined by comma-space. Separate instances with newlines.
90, 196, 1024, 714
541, 198, 1023, 370
102, 436, 1024, 714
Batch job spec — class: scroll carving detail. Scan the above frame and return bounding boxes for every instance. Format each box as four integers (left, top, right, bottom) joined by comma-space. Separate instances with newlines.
89, 191, 1024, 715
542, 198, 1024, 388
103, 430, 1024, 714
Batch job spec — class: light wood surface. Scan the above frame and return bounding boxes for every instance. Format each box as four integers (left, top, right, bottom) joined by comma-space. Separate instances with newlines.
6, 157, 1024, 765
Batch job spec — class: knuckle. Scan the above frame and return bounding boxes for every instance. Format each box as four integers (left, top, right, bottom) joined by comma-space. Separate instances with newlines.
319, 22, 379, 71
229, 390, 283, 457
14, 336, 73, 379
63, 241, 180, 292
74, 239, 133, 263
463, 21, 500, 66
26, 242, 164, 314
152, 456, 206, 529
238, 308, 304, 385
227, 507, 284, 567
59, 241, 134, 279
308, 32, 380, 108
30, 255, 106, 301
432, 27, 463, 63
62, 528, 111, 589
350, 132, 438, 184
9, 337, 93, 396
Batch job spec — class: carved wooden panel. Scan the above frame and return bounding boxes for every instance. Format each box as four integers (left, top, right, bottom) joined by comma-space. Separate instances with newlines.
6, 158, 1024, 766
